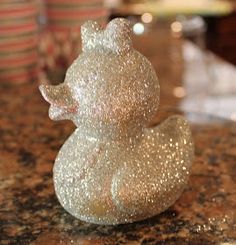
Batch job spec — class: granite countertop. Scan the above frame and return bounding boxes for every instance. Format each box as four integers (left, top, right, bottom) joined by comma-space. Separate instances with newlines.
0, 29, 236, 245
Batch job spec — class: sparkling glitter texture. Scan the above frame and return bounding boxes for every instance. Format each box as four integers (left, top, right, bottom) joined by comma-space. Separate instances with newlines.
39, 18, 194, 225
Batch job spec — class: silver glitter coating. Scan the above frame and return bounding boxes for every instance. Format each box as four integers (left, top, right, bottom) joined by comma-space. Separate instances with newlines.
39, 18, 194, 225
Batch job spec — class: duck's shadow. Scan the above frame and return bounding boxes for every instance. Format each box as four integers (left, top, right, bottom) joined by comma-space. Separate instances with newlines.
58, 206, 179, 236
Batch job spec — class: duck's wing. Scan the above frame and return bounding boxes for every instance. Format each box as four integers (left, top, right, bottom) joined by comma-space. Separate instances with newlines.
111, 115, 194, 221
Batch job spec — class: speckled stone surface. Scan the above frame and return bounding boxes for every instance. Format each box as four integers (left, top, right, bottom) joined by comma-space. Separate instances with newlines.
0, 29, 236, 244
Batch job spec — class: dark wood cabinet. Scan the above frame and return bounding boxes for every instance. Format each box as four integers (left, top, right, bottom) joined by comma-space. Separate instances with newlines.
205, 13, 236, 64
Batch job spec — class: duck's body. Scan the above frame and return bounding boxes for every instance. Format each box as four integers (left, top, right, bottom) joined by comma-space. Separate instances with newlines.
54, 115, 193, 225
40, 18, 194, 225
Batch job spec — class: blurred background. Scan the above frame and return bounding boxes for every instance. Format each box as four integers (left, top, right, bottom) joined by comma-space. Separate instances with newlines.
1, 0, 236, 121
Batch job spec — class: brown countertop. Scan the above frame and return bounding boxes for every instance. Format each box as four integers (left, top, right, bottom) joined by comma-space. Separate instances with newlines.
0, 28, 236, 245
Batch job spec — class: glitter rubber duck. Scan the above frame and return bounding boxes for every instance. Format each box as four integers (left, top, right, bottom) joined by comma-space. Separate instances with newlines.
39, 18, 194, 225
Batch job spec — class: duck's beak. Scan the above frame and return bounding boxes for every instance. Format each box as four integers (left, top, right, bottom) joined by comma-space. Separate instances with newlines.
39, 83, 79, 120
39, 84, 74, 107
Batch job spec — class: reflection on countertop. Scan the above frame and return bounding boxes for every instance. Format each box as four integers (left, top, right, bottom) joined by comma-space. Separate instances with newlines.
180, 41, 236, 121
0, 27, 236, 245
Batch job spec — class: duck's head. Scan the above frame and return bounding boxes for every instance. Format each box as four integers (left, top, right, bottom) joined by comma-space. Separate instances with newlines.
39, 18, 160, 140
